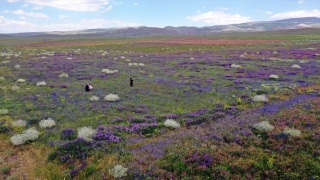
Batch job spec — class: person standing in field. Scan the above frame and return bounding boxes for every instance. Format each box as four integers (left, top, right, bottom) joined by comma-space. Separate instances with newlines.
130, 78, 133, 87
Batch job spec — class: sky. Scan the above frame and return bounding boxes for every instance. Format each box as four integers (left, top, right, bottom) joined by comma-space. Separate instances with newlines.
0, 0, 319, 33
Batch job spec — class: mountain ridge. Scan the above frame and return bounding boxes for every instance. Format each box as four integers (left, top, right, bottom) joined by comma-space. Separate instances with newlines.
1, 17, 319, 37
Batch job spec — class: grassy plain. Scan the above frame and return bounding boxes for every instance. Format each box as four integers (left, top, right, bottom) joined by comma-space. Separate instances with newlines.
0, 30, 319, 179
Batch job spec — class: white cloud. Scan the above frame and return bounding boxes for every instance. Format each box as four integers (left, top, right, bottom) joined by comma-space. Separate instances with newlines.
272, 9, 320, 19
7, 0, 110, 12
133, 2, 138, 5
187, 11, 251, 25
196, 10, 201, 13
11, 10, 48, 18
3, 10, 10, 13
297, 0, 305, 4
101, 5, 112, 12
22, 3, 28, 8
0, 16, 141, 33
216, 7, 228, 11
59, 15, 68, 19
113, 1, 122, 5
255, 10, 273, 14
20, 16, 26, 20
33, 5, 43, 10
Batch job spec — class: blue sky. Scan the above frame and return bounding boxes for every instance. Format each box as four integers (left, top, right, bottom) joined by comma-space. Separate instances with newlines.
0, 0, 319, 33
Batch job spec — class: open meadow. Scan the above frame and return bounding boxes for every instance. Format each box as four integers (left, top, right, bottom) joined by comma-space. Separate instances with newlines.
0, 32, 320, 179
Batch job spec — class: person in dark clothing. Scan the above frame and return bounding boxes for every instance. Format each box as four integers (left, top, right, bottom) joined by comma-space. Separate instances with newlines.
130, 78, 133, 87
85, 84, 93, 92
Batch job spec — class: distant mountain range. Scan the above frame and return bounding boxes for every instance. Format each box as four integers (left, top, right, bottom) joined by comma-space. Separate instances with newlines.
1, 17, 320, 38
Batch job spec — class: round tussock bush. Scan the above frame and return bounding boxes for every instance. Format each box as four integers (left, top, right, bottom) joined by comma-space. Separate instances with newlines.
283, 127, 301, 137
77, 126, 96, 141
89, 96, 100, 101
0, 77, 5, 80
291, 64, 301, 69
10, 134, 27, 145
231, 64, 240, 68
10, 128, 40, 145
39, 118, 56, 128
12, 119, 27, 127
17, 79, 26, 83
36, 81, 47, 86
138, 63, 145, 66
101, 69, 117, 74
252, 94, 268, 102
252, 121, 274, 132
58, 72, 69, 78
299, 60, 308, 63
269, 74, 279, 80
11, 85, 20, 91
0, 109, 9, 115
14, 64, 21, 69
109, 164, 128, 178
164, 119, 180, 129
104, 94, 120, 102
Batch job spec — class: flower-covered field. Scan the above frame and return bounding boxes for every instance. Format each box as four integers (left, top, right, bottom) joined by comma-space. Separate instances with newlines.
0, 36, 319, 179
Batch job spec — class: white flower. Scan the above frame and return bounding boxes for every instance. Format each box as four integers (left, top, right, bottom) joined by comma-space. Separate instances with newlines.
1, 61, 10, 64
272, 51, 278, 54
36, 81, 47, 86
89, 96, 100, 101
252, 94, 268, 102
109, 164, 128, 178
59, 73, 69, 78
190, 58, 194, 60
39, 118, 56, 128
17, 79, 26, 83
239, 55, 245, 58
104, 94, 120, 102
283, 127, 301, 137
13, 119, 27, 127
11, 85, 20, 91
291, 64, 301, 69
77, 126, 96, 141
269, 74, 279, 79
133, 63, 138, 66
0, 109, 9, 115
252, 121, 274, 132
164, 119, 180, 129
231, 64, 240, 68
138, 63, 145, 66
120, 56, 126, 59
